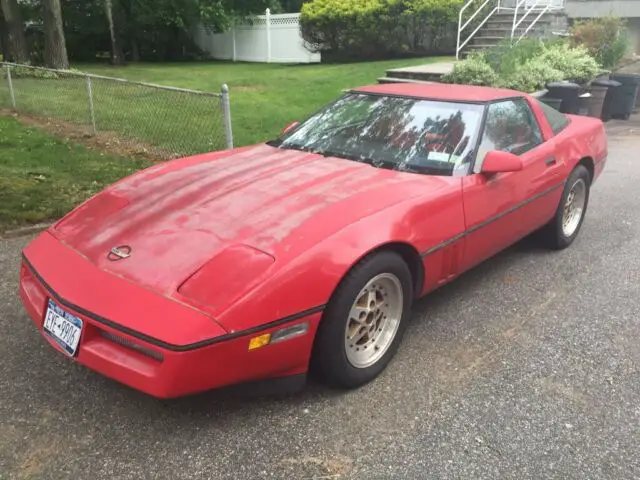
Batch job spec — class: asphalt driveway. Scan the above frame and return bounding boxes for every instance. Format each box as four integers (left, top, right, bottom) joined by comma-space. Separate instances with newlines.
1, 126, 640, 479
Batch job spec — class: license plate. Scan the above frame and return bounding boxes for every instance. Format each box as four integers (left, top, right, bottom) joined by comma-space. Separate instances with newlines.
43, 299, 83, 356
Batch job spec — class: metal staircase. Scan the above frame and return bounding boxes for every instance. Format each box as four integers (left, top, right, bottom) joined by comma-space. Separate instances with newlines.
456, 0, 566, 59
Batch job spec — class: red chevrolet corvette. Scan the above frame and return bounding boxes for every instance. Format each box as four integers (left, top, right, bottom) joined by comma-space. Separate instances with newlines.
20, 83, 607, 398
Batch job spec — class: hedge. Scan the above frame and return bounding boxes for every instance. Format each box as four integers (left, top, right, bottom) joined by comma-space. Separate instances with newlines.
442, 40, 601, 93
300, 0, 466, 61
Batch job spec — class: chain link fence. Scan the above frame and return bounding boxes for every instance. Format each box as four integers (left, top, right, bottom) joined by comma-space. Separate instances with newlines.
0, 62, 233, 160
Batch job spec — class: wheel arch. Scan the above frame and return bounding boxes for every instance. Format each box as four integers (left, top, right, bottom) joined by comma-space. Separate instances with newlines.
337, 241, 425, 300
309, 240, 424, 379
576, 156, 595, 184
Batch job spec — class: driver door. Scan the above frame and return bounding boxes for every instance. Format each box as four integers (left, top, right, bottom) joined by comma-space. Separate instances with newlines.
460, 98, 558, 271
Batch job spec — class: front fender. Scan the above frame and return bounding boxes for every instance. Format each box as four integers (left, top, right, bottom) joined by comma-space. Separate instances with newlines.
214, 203, 416, 334
214, 183, 465, 334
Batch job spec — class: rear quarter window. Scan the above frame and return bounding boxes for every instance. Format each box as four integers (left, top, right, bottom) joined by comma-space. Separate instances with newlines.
537, 100, 570, 135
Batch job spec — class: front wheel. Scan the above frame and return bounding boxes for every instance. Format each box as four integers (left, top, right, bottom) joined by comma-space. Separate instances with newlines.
312, 251, 413, 388
538, 165, 591, 250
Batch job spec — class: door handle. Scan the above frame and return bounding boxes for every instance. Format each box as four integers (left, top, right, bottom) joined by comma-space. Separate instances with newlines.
545, 157, 557, 166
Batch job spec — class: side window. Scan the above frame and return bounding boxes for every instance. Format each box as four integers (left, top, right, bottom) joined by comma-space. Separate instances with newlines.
480, 99, 543, 155
537, 99, 570, 135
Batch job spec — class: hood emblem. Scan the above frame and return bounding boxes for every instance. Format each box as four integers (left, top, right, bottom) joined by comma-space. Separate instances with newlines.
108, 245, 132, 261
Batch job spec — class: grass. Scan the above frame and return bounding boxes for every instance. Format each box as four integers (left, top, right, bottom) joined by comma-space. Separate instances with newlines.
0, 71, 226, 158
81, 58, 451, 147
0, 115, 150, 232
0, 57, 451, 229
1, 57, 450, 152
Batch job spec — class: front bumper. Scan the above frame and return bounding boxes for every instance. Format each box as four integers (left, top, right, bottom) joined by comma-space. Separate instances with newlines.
19, 233, 321, 399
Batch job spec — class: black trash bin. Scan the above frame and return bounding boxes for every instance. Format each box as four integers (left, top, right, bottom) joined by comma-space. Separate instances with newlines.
591, 79, 622, 121
609, 73, 640, 120
545, 82, 583, 114
539, 96, 563, 111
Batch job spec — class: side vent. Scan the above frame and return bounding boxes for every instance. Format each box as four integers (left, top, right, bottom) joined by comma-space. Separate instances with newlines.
437, 243, 461, 285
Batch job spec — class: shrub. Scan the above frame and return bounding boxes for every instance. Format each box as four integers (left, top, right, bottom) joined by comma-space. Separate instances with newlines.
485, 36, 566, 75
1, 65, 59, 79
497, 58, 564, 92
485, 37, 544, 75
300, 0, 464, 60
570, 16, 629, 70
442, 53, 499, 86
537, 43, 601, 84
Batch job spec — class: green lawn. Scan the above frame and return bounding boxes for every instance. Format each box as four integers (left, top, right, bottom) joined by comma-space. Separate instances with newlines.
0, 115, 150, 232
0, 71, 227, 158
0, 57, 451, 230
77, 58, 450, 148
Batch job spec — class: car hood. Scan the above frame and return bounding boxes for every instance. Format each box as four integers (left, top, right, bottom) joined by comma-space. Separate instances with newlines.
53, 144, 449, 298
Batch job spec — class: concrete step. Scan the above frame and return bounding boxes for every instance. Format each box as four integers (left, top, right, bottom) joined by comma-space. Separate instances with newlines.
463, 44, 501, 54
384, 62, 454, 83
489, 12, 554, 20
470, 35, 506, 44
377, 76, 438, 85
384, 70, 444, 82
485, 19, 551, 29
476, 29, 512, 37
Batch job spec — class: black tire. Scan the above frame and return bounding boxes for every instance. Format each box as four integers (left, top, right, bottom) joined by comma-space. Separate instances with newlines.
311, 251, 413, 389
537, 165, 591, 250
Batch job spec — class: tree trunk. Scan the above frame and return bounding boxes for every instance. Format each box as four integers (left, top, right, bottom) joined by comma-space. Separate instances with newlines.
0, 8, 10, 61
104, 0, 125, 65
42, 0, 69, 69
0, 0, 29, 63
131, 37, 140, 62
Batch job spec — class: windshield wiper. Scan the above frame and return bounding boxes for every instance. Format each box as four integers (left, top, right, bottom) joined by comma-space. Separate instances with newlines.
267, 143, 374, 165
271, 142, 319, 154
315, 149, 370, 163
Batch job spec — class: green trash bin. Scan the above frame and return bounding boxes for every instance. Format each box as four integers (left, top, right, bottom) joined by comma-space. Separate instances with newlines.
609, 73, 640, 120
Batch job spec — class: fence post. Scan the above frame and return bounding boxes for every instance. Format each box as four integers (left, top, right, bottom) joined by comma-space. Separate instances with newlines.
85, 76, 97, 135
221, 84, 234, 149
6, 65, 16, 109
265, 8, 272, 63
232, 26, 237, 62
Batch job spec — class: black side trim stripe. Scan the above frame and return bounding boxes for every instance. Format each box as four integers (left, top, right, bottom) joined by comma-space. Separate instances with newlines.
22, 255, 325, 352
420, 182, 565, 258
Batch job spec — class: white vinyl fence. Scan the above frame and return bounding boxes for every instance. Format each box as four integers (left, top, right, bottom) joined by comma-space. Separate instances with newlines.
194, 9, 321, 64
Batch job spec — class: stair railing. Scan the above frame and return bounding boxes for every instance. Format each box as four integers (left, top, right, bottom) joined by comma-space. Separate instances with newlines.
511, 0, 564, 44
456, 0, 501, 59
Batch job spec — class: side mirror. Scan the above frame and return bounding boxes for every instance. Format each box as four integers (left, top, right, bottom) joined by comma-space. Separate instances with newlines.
282, 121, 300, 134
481, 150, 523, 174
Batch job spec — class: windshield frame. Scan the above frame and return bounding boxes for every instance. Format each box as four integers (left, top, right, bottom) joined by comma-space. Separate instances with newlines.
267, 91, 490, 178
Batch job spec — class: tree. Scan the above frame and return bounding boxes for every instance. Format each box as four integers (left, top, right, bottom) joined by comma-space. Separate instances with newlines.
104, 0, 124, 64
59, 0, 272, 63
1, 0, 29, 63
0, 8, 10, 60
276, 0, 307, 12
42, 0, 69, 68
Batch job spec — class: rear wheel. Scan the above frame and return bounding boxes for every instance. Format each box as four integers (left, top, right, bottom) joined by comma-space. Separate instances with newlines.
538, 165, 591, 250
312, 251, 413, 388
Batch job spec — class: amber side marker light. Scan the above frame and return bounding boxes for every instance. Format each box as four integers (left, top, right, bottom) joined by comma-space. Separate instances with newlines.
248, 322, 309, 351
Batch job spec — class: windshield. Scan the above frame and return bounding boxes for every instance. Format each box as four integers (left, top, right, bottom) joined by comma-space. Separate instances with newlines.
271, 93, 486, 176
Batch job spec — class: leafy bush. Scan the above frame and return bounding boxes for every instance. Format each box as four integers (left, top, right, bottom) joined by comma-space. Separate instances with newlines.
537, 43, 601, 84
570, 16, 629, 70
300, 0, 464, 60
1, 65, 59, 79
485, 36, 565, 75
497, 58, 564, 92
442, 53, 498, 86
443, 40, 598, 92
